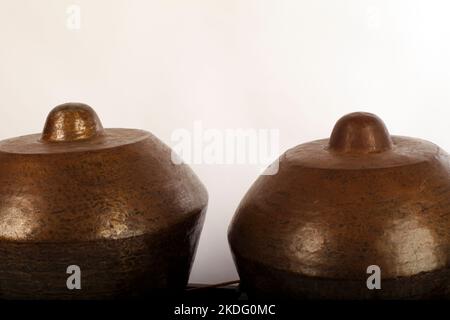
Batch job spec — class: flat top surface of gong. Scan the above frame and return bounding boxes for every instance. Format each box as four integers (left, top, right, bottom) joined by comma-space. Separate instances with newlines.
0, 103, 151, 155
282, 112, 447, 171
0, 128, 150, 155
285, 135, 444, 170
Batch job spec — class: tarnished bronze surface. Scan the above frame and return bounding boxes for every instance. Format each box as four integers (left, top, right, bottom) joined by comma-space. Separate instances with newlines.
0, 103, 208, 299
228, 112, 450, 299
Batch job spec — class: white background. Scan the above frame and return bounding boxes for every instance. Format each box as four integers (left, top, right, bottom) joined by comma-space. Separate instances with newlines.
1, 0, 450, 284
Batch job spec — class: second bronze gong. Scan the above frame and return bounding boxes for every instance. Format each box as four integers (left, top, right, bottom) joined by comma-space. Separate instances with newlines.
228, 112, 450, 299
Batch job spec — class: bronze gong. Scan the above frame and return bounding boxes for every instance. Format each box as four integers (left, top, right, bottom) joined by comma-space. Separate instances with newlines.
228, 112, 450, 299
0, 103, 208, 299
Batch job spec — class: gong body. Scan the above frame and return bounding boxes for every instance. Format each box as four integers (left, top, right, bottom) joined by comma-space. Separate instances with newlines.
228, 112, 450, 299
0, 103, 208, 299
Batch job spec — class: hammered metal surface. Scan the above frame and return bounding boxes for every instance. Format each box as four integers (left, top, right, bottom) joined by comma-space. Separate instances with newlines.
228, 112, 450, 299
0, 103, 208, 299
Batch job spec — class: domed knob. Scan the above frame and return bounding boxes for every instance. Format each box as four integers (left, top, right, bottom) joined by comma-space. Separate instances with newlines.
41, 103, 104, 142
328, 112, 392, 154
